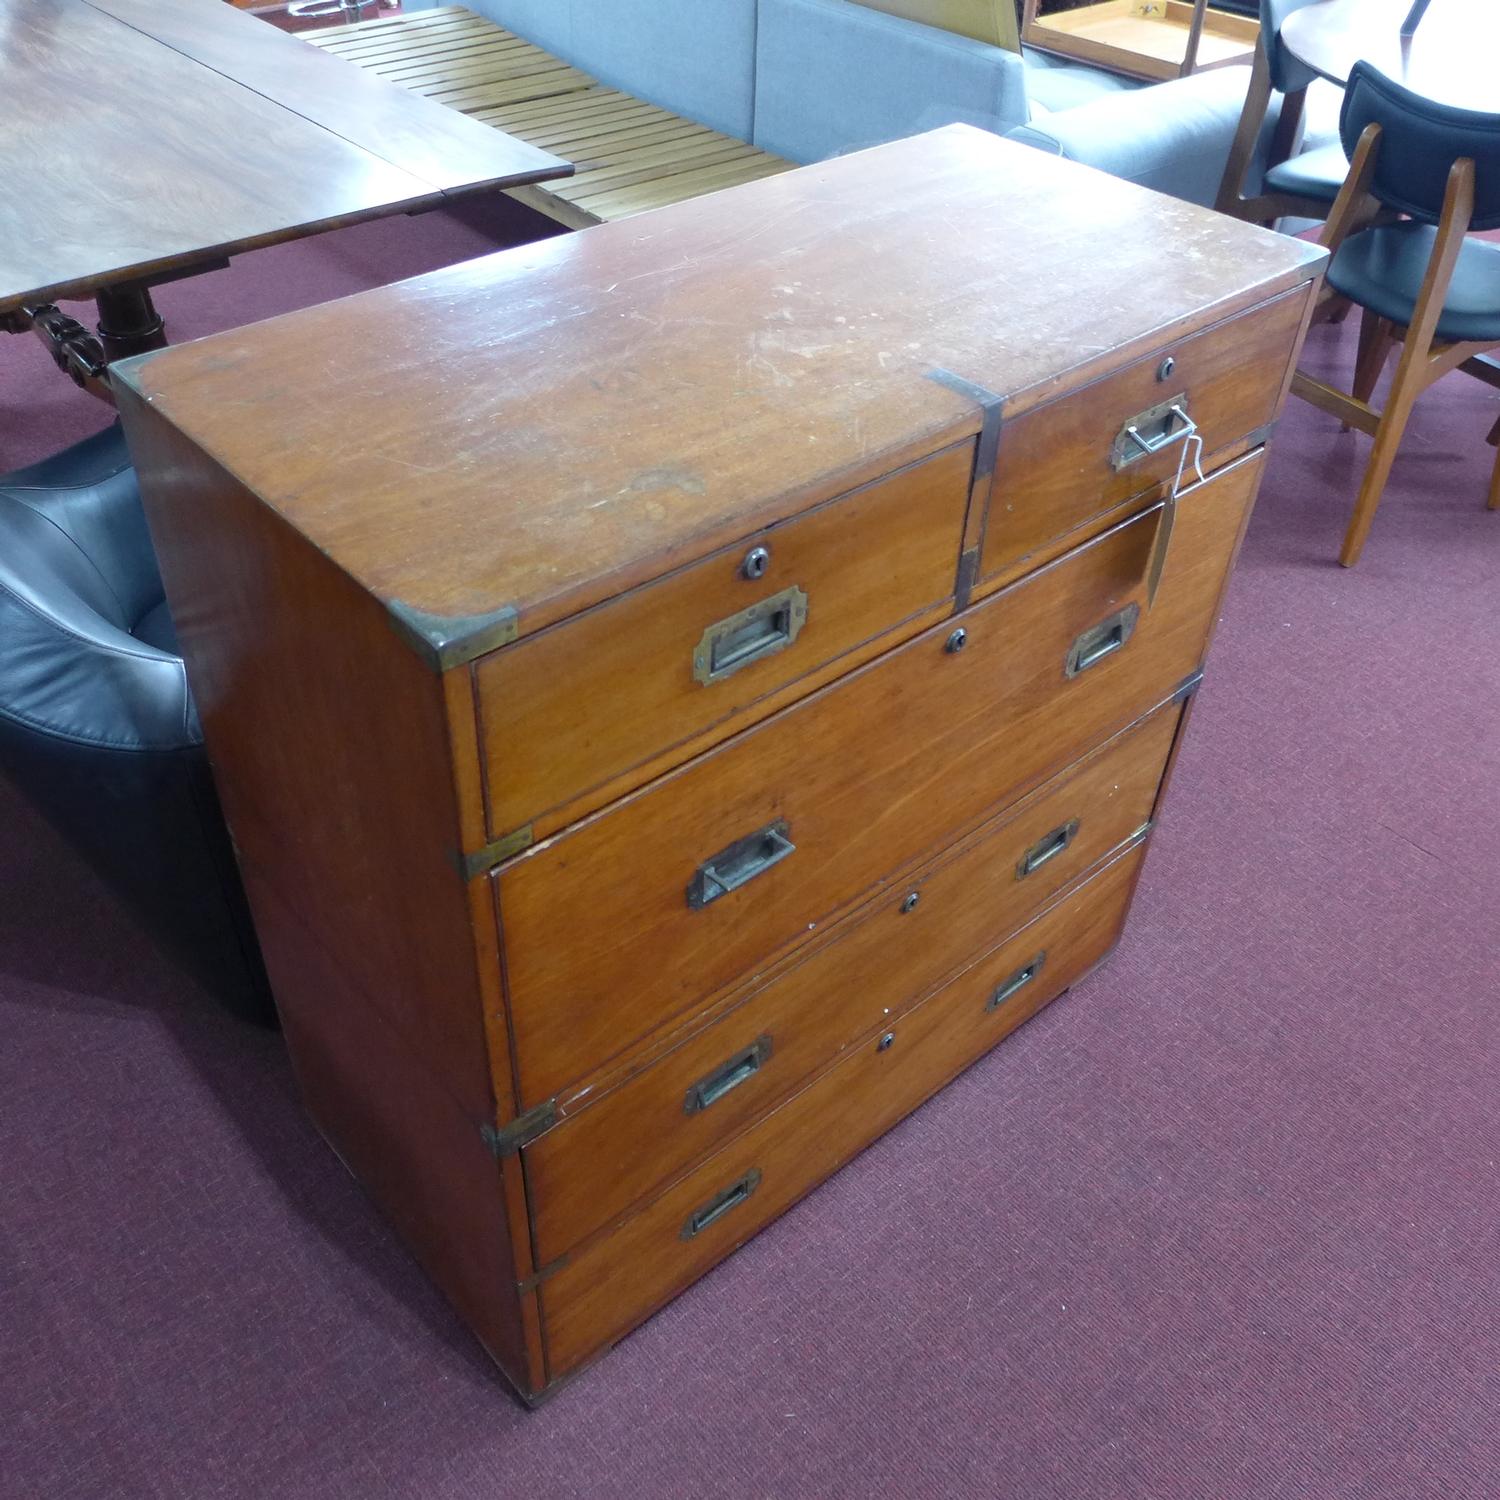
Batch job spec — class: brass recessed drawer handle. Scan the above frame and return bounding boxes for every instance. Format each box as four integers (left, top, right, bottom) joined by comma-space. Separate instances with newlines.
986, 953, 1046, 1012
681, 1168, 762, 1240
683, 1036, 773, 1115
1066, 603, 1140, 678
1111, 396, 1196, 471
1017, 820, 1079, 879
693, 585, 808, 684
686, 819, 796, 909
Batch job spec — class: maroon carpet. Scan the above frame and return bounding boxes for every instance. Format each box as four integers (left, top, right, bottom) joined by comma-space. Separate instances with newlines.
3, 199, 1498, 1500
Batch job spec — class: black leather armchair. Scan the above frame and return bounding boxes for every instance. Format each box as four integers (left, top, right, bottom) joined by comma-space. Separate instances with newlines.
0, 424, 273, 1022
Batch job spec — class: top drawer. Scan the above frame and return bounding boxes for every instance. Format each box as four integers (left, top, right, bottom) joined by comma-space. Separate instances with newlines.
473, 441, 973, 840
976, 284, 1310, 590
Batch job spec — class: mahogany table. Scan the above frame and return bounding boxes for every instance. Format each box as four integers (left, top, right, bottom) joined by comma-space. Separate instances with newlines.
1279, 0, 1500, 111
0, 0, 569, 392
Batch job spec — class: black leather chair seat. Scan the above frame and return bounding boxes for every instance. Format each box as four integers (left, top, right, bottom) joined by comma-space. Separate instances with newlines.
1263, 140, 1347, 203
0, 423, 272, 1022
1328, 225, 1500, 344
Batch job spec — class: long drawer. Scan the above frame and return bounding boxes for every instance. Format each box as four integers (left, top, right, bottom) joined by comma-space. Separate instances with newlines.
977, 285, 1307, 590
522, 700, 1181, 1263
496, 447, 1262, 1105
539, 841, 1147, 1379
473, 441, 974, 841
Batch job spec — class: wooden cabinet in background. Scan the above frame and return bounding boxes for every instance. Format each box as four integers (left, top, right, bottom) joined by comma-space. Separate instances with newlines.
1022, 0, 1259, 80
115, 126, 1324, 1405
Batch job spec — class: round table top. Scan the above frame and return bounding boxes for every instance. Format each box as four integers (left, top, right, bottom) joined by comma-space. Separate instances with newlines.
1280, 0, 1500, 112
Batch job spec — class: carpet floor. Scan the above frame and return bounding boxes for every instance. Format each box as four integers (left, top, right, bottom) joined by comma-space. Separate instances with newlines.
3, 198, 1497, 1500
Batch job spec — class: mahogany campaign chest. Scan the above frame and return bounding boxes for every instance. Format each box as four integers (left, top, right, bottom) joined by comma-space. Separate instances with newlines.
115, 126, 1325, 1404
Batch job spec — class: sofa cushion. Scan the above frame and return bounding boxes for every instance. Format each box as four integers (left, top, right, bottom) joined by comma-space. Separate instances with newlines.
465, 0, 758, 141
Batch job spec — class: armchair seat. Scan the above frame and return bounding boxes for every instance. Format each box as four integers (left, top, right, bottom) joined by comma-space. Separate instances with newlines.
1262, 138, 1347, 202
1328, 226, 1500, 343
0, 425, 272, 1022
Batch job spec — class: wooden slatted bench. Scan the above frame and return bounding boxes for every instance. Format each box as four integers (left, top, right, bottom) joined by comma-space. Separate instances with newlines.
305, 5, 793, 228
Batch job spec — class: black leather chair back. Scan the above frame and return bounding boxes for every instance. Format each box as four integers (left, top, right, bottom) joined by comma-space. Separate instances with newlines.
1340, 60, 1500, 228
1261, 0, 1324, 96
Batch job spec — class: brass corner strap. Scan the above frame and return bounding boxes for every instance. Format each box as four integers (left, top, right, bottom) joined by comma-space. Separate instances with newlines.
924, 366, 1005, 484
384, 598, 520, 672
481, 1098, 558, 1158
925, 367, 1004, 610
458, 824, 535, 881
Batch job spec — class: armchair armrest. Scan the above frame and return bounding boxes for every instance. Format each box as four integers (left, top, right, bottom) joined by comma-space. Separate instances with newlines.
1006, 66, 1257, 208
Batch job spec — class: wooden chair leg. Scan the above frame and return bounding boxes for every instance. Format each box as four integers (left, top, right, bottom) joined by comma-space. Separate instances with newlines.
1347, 310, 1394, 426
1488, 414, 1500, 510
1339, 373, 1422, 565
1337, 157, 1475, 566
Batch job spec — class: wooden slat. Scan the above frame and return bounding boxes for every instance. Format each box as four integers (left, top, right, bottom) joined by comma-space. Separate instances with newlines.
394, 50, 591, 91
504, 181, 602, 230
305, 5, 471, 42
354, 35, 546, 73
566, 158, 789, 218
501, 110, 694, 154
423, 70, 594, 113
564, 141, 774, 198
547, 125, 734, 175
325, 3, 791, 226
562, 139, 765, 195
376, 41, 552, 81
479, 87, 648, 129
312, 18, 501, 57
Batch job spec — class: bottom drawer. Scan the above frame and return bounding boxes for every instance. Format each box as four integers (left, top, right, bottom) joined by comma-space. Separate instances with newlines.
539, 840, 1147, 1380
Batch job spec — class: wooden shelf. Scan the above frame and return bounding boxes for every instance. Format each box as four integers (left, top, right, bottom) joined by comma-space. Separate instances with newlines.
1022, 0, 1258, 81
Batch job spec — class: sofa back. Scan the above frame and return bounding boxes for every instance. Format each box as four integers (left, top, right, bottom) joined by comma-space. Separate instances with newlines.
465, 0, 759, 141
755, 0, 1028, 163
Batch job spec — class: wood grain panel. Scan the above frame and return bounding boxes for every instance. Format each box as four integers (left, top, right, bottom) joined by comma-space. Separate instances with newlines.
474, 441, 973, 840
497, 448, 1264, 1105
114, 385, 500, 1122
0, 0, 566, 311
83, 0, 565, 193
114, 128, 1323, 640
978, 285, 1310, 590
540, 842, 1147, 1378
523, 702, 1181, 1261
253, 877, 540, 1398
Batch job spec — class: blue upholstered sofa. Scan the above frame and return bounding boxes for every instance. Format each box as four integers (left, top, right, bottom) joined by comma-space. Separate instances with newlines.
427, 0, 1265, 207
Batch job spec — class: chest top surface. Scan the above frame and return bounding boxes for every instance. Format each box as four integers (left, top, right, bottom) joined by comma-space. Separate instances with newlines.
116, 126, 1323, 643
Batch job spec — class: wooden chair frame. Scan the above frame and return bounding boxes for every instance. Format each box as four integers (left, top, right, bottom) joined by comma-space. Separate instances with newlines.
1290, 121, 1500, 565
1215, 41, 1336, 225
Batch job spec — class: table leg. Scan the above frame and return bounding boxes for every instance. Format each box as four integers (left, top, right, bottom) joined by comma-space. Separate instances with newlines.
95, 283, 167, 362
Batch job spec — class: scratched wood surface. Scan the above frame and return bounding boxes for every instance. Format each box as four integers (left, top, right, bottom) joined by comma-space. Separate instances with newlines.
116, 127, 1324, 640
0, 0, 566, 312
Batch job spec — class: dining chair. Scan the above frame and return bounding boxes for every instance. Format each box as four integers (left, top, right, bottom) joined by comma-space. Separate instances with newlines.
1215, 0, 1351, 225
1290, 61, 1500, 566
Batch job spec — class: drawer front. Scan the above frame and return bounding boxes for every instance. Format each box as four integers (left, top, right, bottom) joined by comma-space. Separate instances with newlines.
977, 286, 1307, 589
497, 447, 1261, 1106
539, 843, 1145, 1379
474, 441, 973, 839
523, 704, 1179, 1262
